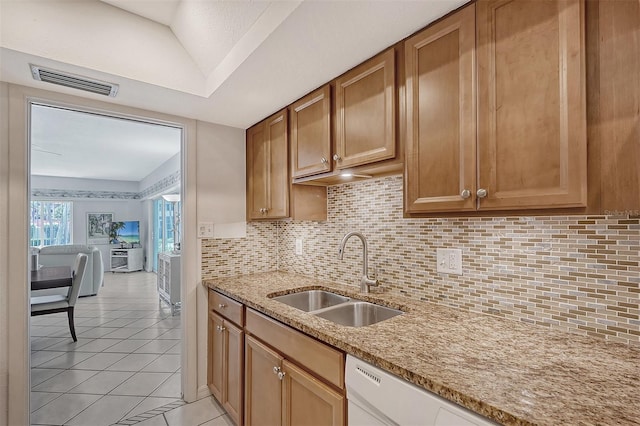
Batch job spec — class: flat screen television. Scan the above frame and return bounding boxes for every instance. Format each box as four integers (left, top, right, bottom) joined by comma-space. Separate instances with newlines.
118, 221, 140, 244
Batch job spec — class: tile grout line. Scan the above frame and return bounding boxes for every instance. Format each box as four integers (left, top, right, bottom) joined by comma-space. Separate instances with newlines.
29, 272, 183, 425
111, 400, 186, 426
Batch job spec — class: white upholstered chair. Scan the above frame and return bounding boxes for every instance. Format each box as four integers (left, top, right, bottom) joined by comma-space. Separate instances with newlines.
31, 253, 88, 342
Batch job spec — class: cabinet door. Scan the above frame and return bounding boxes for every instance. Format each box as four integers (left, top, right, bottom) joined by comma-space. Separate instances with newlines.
404, 4, 476, 213
282, 360, 344, 426
290, 86, 332, 178
335, 49, 395, 170
265, 109, 289, 218
245, 335, 283, 426
224, 321, 244, 426
477, 0, 586, 210
208, 312, 224, 401
246, 121, 269, 220
590, 0, 640, 213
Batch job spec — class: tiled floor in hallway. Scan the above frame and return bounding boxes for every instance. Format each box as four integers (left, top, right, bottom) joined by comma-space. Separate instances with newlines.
30, 271, 231, 426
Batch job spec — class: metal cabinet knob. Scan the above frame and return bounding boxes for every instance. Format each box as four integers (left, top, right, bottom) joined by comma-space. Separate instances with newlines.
460, 189, 471, 199
321, 157, 328, 164
218, 303, 226, 309
277, 371, 286, 380
273, 366, 280, 375
333, 154, 341, 161
216, 325, 225, 332
476, 188, 488, 198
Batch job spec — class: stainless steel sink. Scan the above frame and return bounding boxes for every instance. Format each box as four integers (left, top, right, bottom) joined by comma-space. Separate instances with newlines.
271, 290, 350, 312
314, 302, 403, 327
271, 289, 403, 327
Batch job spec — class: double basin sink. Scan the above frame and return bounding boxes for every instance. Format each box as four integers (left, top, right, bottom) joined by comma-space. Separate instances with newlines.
270, 289, 403, 327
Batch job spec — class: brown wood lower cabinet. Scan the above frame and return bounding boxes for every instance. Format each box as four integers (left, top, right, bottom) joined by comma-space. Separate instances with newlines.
244, 335, 345, 426
244, 309, 345, 426
208, 291, 245, 426
209, 294, 345, 426
208, 311, 244, 425
282, 360, 344, 426
245, 335, 283, 425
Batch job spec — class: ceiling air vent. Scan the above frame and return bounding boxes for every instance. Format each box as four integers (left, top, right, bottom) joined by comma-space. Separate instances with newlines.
30, 64, 119, 97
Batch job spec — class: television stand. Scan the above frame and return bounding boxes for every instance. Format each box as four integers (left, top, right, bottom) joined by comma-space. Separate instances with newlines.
110, 248, 143, 272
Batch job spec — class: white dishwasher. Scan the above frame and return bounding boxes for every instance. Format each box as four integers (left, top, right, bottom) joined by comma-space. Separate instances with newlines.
345, 355, 497, 426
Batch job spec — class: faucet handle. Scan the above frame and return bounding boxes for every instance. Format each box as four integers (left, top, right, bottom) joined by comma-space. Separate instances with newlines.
361, 275, 379, 293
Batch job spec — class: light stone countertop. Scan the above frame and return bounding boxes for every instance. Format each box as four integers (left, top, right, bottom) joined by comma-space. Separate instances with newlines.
203, 271, 640, 426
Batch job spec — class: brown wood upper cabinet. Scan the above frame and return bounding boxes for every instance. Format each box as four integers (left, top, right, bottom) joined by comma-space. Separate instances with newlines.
334, 49, 396, 170
405, 4, 476, 213
290, 85, 332, 178
476, 0, 586, 211
405, 0, 587, 214
247, 109, 289, 219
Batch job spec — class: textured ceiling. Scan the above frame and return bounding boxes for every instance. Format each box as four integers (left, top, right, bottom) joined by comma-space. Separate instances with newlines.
31, 104, 181, 181
100, 0, 180, 26
0, 0, 468, 128
1, 0, 469, 129
102, 0, 272, 76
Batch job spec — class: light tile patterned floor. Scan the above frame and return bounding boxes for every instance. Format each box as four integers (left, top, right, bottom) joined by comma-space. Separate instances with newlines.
30, 271, 231, 426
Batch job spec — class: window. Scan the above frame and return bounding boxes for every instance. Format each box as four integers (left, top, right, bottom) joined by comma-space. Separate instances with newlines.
30, 201, 72, 247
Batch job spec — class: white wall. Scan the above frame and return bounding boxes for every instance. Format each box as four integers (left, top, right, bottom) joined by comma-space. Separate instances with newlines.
31, 176, 146, 271
194, 120, 246, 396
73, 200, 144, 270
31, 175, 139, 192
0, 81, 9, 426
140, 152, 180, 195
195, 121, 246, 235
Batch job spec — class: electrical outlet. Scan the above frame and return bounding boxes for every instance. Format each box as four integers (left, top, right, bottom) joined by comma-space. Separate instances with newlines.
436, 248, 463, 275
198, 222, 214, 238
295, 238, 303, 256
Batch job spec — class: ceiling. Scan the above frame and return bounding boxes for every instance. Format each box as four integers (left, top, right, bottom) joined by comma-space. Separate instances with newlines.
31, 104, 181, 181
0, 0, 469, 130
0, 0, 468, 128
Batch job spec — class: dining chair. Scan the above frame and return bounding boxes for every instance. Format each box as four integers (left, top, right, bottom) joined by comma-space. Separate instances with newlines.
31, 253, 88, 342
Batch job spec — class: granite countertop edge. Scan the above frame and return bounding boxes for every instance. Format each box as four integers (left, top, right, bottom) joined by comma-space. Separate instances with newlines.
202, 271, 640, 426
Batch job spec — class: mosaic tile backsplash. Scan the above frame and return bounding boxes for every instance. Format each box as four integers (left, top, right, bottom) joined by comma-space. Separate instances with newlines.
201, 175, 640, 345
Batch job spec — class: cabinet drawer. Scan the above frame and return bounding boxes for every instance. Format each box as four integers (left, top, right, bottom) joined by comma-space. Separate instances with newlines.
245, 308, 344, 390
209, 291, 244, 326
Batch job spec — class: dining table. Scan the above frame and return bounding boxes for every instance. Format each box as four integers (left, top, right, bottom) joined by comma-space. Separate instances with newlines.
31, 265, 72, 291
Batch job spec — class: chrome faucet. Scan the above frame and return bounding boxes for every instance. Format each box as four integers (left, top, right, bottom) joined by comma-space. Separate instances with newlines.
337, 232, 378, 293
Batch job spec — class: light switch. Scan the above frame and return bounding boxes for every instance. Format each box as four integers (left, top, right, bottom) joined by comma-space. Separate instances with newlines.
436, 248, 462, 275
198, 222, 214, 238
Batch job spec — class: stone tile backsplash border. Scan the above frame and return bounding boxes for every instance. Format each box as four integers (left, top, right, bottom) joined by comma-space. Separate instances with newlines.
201, 175, 640, 345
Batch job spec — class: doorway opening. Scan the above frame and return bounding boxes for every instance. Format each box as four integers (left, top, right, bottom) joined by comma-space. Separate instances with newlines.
28, 102, 185, 425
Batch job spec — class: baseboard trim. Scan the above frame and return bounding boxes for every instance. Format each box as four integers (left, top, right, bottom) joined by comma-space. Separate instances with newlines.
197, 385, 212, 400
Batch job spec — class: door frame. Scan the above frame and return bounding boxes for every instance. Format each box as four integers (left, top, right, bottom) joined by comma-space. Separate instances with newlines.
6, 83, 199, 425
